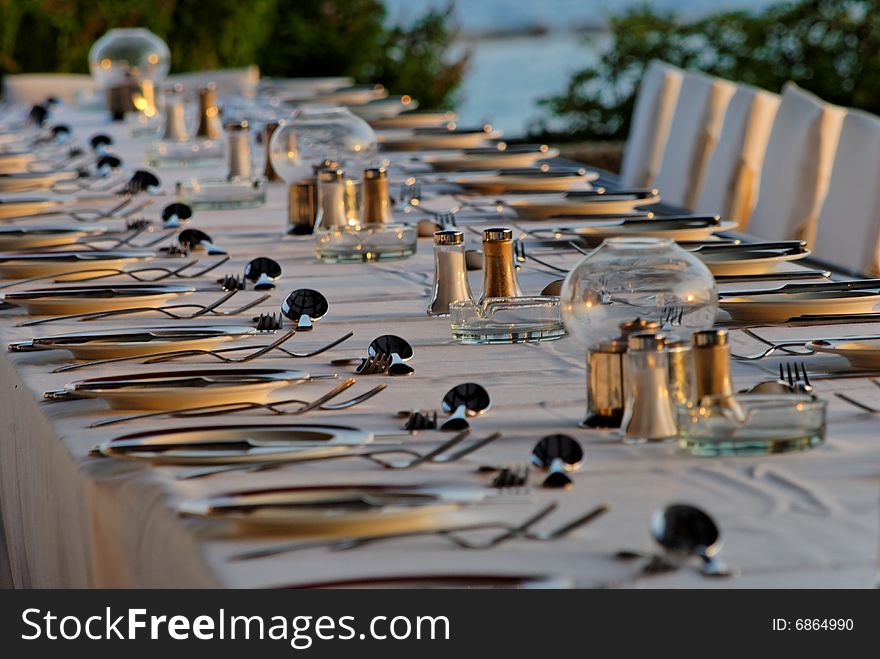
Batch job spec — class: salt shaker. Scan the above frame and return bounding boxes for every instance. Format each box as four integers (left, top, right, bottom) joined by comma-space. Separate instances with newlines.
428, 230, 474, 316
195, 83, 222, 139
287, 178, 317, 235
362, 167, 392, 224
692, 329, 735, 400
481, 228, 522, 301
621, 332, 678, 443
665, 335, 695, 406
162, 85, 188, 142
224, 120, 252, 180
314, 168, 350, 231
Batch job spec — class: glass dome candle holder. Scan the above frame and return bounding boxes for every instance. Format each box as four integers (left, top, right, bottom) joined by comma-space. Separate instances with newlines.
89, 28, 170, 121
561, 237, 718, 428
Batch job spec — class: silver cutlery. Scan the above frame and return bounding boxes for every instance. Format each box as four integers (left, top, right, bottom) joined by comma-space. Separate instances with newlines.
440, 382, 491, 431
719, 278, 880, 298
531, 434, 584, 489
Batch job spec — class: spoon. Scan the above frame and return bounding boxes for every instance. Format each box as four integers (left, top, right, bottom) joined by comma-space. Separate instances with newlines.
440, 382, 491, 431
281, 288, 329, 331
530, 434, 583, 489
650, 503, 731, 577
244, 257, 282, 291
368, 334, 414, 376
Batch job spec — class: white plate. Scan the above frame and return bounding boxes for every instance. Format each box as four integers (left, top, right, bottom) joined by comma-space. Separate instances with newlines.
0, 197, 62, 220
0, 224, 105, 250
350, 96, 418, 120
285, 84, 387, 106
699, 249, 810, 276
0, 249, 152, 280
0, 170, 79, 193
421, 144, 559, 171
262, 76, 353, 96
12, 325, 256, 359
806, 338, 880, 369
370, 111, 456, 130
178, 483, 485, 535
98, 423, 373, 465
720, 291, 880, 322
571, 219, 737, 242
453, 169, 598, 193
64, 367, 308, 410
507, 193, 661, 219
1, 283, 194, 315
378, 126, 502, 151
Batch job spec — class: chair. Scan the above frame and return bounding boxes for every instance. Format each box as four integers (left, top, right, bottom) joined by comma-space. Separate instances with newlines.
619, 61, 683, 188
166, 66, 260, 98
695, 85, 780, 226
744, 82, 844, 245
811, 109, 880, 275
2, 73, 99, 105
653, 71, 736, 209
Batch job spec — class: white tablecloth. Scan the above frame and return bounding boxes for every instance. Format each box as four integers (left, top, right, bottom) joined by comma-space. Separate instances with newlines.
1, 107, 878, 588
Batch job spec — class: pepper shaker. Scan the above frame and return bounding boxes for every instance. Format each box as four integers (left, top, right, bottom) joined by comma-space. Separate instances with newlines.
481, 228, 522, 300
195, 83, 222, 139
162, 85, 188, 142
428, 230, 475, 316
362, 167, 392, 224
262, 122, 284, 182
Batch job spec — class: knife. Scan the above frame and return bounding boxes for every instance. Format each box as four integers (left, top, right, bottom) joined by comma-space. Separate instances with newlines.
719, 279, 880, 298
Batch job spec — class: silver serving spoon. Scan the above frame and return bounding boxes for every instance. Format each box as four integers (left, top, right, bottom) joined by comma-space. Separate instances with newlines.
440, 382, 490, 431
530, 434, 584, 489
650, 503, 731, 577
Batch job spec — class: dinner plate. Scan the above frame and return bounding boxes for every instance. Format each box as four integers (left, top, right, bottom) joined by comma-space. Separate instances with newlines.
806, 338, 880, 369
0, 283, 195, 315
0, 170, 79, 193
378, 125, 502, 151
569, 218, 738, 242
178, 483, 486, 535
452, 168, 599, 193
350, 95, 418, 121
262, 76, 354, 96
97, 422, 373, 465
420, 144, 560, 171
507, 192, 661, 219
0, 151, 35, 174
0, 197, 63, 220
284, 84, 388, 106
369, 110, 457, 130
9, 325, 257, 359
0, 224, 106, 250
289, 573, 571, 589
720, 290, 880, 322
0, 249, 153, 280
61, 367, 308, 410
695, 244, 811, 275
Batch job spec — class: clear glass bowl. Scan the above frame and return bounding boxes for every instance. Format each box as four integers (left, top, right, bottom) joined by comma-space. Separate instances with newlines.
450, 296, 566, 344
314, 223, 417, 262
176, 178, 266, 210
89, 28, 170, 88
560, 237, 718, 349
268, 106, 377, 184
677, 394, 826, 456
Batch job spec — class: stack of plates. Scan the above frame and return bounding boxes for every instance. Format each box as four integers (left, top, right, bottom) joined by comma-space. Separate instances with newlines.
1, 283, 195, 314
506, 190, 661, 219
378, 125, 502, 151
0, 250, 153, 280
421, 144, 558, 171
452, 167, 598, 193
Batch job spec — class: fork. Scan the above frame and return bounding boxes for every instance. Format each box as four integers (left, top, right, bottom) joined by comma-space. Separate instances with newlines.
491, 464, 530, 489
782, 361, 813, 394
513, 241, 570, 275
662, 305, 684, 330
355, 353, 392, 375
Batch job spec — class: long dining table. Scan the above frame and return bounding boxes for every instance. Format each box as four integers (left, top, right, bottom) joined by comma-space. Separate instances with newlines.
0, 104, 878, 589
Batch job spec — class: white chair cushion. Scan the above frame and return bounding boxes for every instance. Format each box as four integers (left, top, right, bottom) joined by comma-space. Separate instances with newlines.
2, 74, 99, 105
812, 109, 880, 274
745, 82, 844, 245
654, 71, 736, 209
696, 85, 780, 226
619, 60, 683, 188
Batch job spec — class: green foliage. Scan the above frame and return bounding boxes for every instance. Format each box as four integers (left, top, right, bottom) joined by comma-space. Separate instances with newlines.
0, 0, 466, 109
538, 0, 880, 140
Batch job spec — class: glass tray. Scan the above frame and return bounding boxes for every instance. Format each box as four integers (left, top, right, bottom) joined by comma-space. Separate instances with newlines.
315, 223, 417, 263
145, 139, 224, 168
677, 394, 826, 456
176, 177, 266, 210
450, 296, 566, 344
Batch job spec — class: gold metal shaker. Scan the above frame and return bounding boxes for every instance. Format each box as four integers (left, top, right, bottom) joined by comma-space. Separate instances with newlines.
195, 83, 222, 139
362, 167, 392, 224
481, 228, 522, 300
262, 122, 283, 182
